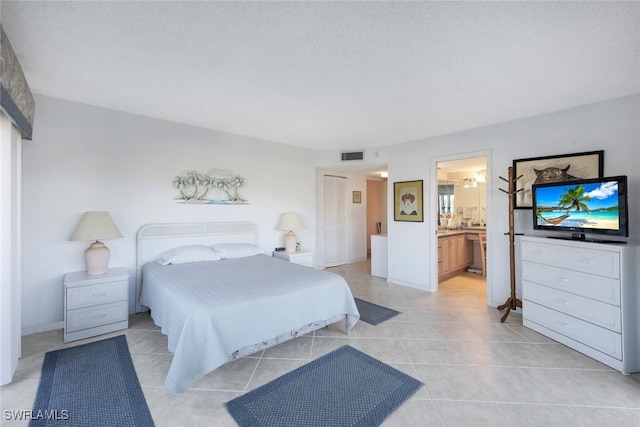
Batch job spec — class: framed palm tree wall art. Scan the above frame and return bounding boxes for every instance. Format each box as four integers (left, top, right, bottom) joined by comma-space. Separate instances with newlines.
173, 168, 248, 204
394, 180, 423, 222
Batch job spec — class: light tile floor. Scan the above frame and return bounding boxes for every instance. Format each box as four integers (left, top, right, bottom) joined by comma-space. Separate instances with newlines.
2, 260, 639, 426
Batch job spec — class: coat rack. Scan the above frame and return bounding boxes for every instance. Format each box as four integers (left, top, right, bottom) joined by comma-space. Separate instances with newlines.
497, 166, 523, 323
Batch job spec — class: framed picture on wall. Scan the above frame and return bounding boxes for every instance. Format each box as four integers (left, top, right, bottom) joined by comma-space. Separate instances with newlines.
352, 191, 361, 203
513, 150, 604, 209
394, 180, 423, 222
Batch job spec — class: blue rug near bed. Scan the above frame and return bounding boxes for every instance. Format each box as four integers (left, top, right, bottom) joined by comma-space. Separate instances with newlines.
354, 298, 400, 325
30, 335, 154, 427
226, 345, 422, 427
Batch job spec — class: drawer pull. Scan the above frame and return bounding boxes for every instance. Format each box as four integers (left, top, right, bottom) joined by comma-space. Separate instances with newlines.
557, 299, 570, 305
534, 251, 546, 256
91, 313, 107, 319
578, 258, 596, 265
558, 322, 571, 329
554, 276, 569, 283
91, 292, 107, 298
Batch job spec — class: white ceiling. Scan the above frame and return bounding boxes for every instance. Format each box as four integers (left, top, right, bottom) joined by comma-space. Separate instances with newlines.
2, 1, 639, 151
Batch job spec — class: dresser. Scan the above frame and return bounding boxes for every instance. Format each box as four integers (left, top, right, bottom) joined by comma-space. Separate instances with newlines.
63, 268, 129, 343
273, 250, 314, 267
521, 236, 638, 373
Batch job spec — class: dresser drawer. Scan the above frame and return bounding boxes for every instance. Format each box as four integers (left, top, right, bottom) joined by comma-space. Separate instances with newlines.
66, 280, 128, 310
523, 281, 621, 332
521, 240, 620, 279
522, 261, 620, 306
66, 301, 128, 333
524, 301, 622, 360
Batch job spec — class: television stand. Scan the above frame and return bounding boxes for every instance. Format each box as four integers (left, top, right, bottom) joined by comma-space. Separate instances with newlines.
521, 236, 638, 374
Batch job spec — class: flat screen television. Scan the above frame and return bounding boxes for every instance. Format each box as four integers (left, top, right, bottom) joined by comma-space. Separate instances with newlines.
531, 175, 629, 242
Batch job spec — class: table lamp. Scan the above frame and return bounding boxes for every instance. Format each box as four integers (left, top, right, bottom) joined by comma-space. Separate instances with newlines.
277, 212, 304, 253
69, 211, 123, 275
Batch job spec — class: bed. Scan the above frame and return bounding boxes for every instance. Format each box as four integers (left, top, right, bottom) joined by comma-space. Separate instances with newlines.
135, 222, 360, 394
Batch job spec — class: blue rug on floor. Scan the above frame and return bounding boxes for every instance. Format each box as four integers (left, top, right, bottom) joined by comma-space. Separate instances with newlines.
30, 335, 154, 427
226, 345, 422, 427
354, 298, 400, 325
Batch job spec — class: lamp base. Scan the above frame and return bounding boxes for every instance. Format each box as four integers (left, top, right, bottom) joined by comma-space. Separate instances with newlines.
85, 240, 110, 275
284, 231, 297, 253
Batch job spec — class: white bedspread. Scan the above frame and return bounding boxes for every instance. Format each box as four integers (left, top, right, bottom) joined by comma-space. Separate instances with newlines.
141, 254, 359, 394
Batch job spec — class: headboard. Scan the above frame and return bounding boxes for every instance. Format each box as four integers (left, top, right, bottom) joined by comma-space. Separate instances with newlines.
135, 221, 258, 312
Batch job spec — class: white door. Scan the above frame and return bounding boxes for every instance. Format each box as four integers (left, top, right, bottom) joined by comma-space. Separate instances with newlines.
323, 175, 347, 267
0, 113, 22, 385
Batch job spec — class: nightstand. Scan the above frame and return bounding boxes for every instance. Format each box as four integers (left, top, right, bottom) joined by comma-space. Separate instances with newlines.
63, 267, 129, 343
273, 250, 314, 267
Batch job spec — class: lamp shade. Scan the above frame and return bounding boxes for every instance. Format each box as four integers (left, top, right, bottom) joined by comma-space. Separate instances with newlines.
69, 211, 123, 241
277, 212, 304, 231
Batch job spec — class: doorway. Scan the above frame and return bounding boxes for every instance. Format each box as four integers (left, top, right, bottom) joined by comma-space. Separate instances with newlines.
366, 178, 387, 256
432, 152, 490, 302
315, 164, 387, 269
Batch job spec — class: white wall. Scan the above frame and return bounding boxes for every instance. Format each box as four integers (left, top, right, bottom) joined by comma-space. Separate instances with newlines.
21, 94, 640, 333
21, 95, 318, 333
386, 95, 640, 307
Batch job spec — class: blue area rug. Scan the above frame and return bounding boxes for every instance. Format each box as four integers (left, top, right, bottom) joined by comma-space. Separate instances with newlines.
30, 335, 154, 427
226, 345, 422, 427
354, 298, 400, 325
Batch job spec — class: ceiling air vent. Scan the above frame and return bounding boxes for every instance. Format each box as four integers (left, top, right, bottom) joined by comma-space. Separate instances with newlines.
341, 151, 364, 161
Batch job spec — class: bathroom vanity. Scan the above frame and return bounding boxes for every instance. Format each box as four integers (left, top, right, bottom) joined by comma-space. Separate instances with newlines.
438, 228, 485, 281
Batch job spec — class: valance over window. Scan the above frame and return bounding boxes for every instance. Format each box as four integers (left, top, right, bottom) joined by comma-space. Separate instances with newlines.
1, 25, 35, 139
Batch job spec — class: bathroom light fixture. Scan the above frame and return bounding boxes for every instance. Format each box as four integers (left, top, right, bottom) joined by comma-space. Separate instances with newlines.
463, 178, 478, 188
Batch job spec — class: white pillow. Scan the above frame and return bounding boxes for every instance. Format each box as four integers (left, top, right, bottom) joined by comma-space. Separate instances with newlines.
156, 245, 222, 265
211, 243, 263, 259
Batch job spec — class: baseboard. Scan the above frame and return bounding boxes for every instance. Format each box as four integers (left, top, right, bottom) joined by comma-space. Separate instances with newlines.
22, 321, 63, 336
386, 276, 430, 292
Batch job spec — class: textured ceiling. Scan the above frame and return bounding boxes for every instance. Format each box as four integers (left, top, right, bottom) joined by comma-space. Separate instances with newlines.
2, 1, 639, 151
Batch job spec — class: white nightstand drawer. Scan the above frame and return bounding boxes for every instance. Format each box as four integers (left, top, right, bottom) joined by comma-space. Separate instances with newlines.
66, 301, 128, 333
291, 255, 313, 267
66, 280, 128, 310
273, 250, 314, 267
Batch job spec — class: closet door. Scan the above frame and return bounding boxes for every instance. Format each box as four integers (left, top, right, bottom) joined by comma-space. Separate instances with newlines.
323, 175, 347, 267
0, 113, 22, 385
